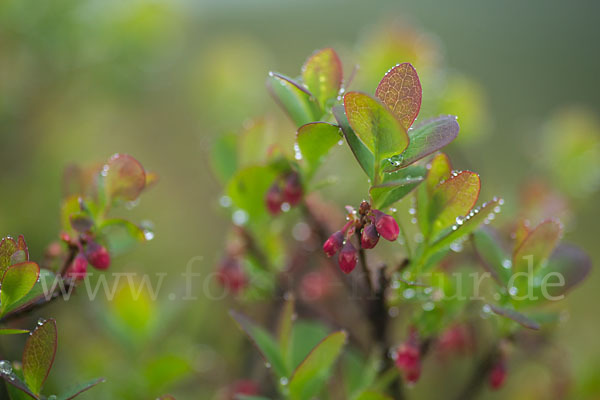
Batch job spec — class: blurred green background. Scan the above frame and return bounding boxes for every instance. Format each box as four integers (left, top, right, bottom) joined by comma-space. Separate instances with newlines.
1, 0, 599, 398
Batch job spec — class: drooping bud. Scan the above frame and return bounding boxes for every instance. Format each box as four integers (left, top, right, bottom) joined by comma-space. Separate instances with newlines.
265, 182, 283, 215
437, 324, 472, 359
488, 358, 507, 390
216, 257, 247, 294
283, 172, 303, 206
85, 241, 111, 270
395, 329, 421, 384
338, 241, 357, 274
323, 231, 344, 257
226, 380, 260, 400
66, 253, 88, 280
361, 223, 380, 249
373, 210, 399, 241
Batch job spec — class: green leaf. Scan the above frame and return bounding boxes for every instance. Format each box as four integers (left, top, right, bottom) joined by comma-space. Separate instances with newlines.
302, 48, 343, 109
488, 304, 540, 330
421, 198, 503, 268
1, 262, 40, 315
210, 132, 238, 184
290, 320, 330, 368
0, 329, 29, 335
428, 171, 480, 239
277, 295, 295, 371
0, 237, 19, 276
230, 310, 288, 378
103, 153, 147, 202
143, 354, 191, 392
97, 218, 147, 256
332, 105, 374, 179
3, 269, 57, 315
57, 378, 106, 400
227, 165, 279, 223
343, 92, 409, 175
288, 331, 347, 400
296, 122, 341, 176
23, 318, 57, 395
370, 165, 426, 209
375, 63, 422, 130
355, 391, 394, 400
513, 219, 562, 274
417, 153, 452, 238
266, 72, 320, 126
385, 116, 460, 171
2, 370, 38, 400
472, 228, 511, 286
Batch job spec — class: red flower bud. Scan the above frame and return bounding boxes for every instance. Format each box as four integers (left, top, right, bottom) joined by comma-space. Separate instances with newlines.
85, 241, 111, 270
226, 380, 260, 399
437, 324, 473, 359
283, 172, 302, 206
323, 231, 344, 257
361, 223, 380, 249
395, 331, 421, 384
488, 359, 506, 390
373, 210, 399, 241
338, 241, 357, 274
217, 257, 247, 294
265, 182, 283, 215
66, 253, 88, 280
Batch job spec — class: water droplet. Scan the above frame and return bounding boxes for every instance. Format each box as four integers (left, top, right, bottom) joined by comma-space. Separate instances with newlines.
337, 139, 344, 146
219, 195, 232, 208
455, 216, 464, 225
411, 217, 418, 224
37, 318, 46, 326
48, 396, 57, 400
281, 202, 291, 212
408, 208, 416, 215
232, 210, 249, 226
265, 362, 271, 369
125, 198, 140, 210
450, 241, 463, 252
424, 287, 433, 295
422, 302, 435, 311
403, 288, 416, 299
493, 206, 501, 213
388, 306, 400, 317
0, 360, 12, 375
292, 222, 311, 241
280, 377, 289, 386
508, 286, 518, 296
487, 213, 495, 220
482, 304, 492, 313
502, 259, 512, 269
293, 142, 303, 160
414, 233, 424, 243
390, 280, 401, 289
498, 198, 505, 205
143, 230, 154, 241
451, 225, 458, 231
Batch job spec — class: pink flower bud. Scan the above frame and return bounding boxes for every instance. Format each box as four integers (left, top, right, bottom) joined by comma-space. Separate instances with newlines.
395, 331, 421, 384
373, 210, 399, 241
85, 241, 111, 270
217, 257, 247, 294
361, 223, 380, 249
338, 241, 357, 274
226, 380, 260, 399
66, 253, 88, 280
323, 231, 344, 257
283, 172, 302, 206
489, 359, 506, 390
265, 182, 283, 215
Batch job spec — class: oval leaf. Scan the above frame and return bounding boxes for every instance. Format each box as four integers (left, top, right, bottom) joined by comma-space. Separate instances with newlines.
428, 171, 481, 238
0, 237, 19, 275
296, 122, 342, 175
472, 228, 512, 287
387, 116, 459, 170
103, 154, 146, 202
289, 330, 347, 400
344, 92, 409, 167
375, 63, 422, 130
332, 105, 374, 179
57, 377, 106, 400
513, 219, 562, 274
267, 72, 320, 127
302, 48, 343, 108
1, 262, 40, 314
23, 318, 57, 395
535, 243, 591, 299
370, 165, 426, 209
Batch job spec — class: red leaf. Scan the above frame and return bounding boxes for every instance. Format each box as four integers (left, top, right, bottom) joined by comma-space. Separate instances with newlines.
375, 63, 422, 130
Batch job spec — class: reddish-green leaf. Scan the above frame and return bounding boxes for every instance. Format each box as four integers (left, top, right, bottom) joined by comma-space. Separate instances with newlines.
429, 171, 480, 238
289, 331, 347, 400
344, 92, 409, 169
103, 154, 146, 202
513, 219, 562, 274
1, 262, 40, 314
296, 122, 342, 176
472, 227, 512, 287
302, 48, 343, 109
386, 116, 459, 171
535, 243, 591, 299
23, 318, 57, 395
425, 153, 452, 193
370, 166, 426, 209
375, 63, 422, 130
57, 377, 106, 400
2, 372, 38, 400
0, 237, 19, 275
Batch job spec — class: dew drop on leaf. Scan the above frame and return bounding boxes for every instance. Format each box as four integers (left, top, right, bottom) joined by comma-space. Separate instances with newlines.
0, 360, 12, 375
